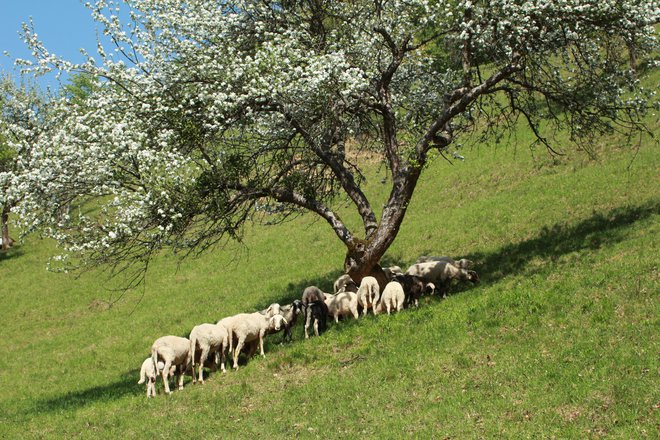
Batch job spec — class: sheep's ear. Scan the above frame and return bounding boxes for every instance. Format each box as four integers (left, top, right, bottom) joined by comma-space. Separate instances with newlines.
266, 305, 273, 314
282, 317, 288, 325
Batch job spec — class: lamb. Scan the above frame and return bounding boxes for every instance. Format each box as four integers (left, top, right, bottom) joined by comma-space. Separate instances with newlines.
406, 261, 479, 297
188, 323, 229, 384
151, 335, 192, 394
324, 291, 359, 323
415, 255, 474, 269
137, 357, 175, 398
262, 299, 304, 343
301, 285, 331, 338
333, 274, 358, 294
278, 299, 304, 343
377, 281, 405, 315
356, 276, 380, 316
393, 273, 427, 308
220, 312, 286, 370
304, 300, 328, 338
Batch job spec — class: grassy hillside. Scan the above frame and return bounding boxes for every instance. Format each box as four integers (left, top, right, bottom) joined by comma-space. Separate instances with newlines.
0, 88, 658, 438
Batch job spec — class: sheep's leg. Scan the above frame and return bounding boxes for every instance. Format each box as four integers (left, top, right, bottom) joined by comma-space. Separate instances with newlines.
219, 346, 227, 373
162, 360, 172, 394
198, 347, 210, 384
334, 314, 339, 323
177, 369, 185, 390
259, 332, 265, 357
313, 318, 319, 337
233, 338, 245, 370
304, 311, 311, 339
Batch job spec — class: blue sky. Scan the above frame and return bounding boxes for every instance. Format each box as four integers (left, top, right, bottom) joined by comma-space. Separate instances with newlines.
0, 1, 102, 90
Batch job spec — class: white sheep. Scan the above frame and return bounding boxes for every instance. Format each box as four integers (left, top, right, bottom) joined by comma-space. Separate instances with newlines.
151, 335, 192, 394
333, 274, 358, 293
377, 281, 406, 315
219, 312, 286, 370
189, 323, 229, 384
324, 291, 359, 323
356, 276, 380, 316
406, 261, 479, 296
415, 255, 474, 269
137, 357, 175, 398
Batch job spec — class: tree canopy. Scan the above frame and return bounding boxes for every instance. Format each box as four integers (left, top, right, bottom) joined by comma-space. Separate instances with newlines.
8, 0, 658, 284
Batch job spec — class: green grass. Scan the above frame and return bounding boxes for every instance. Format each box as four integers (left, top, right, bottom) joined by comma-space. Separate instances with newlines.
0, 91, 658, 438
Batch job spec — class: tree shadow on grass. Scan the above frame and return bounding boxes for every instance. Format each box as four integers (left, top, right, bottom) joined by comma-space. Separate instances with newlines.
25, 369, 141, 416
25, 202, 656, 413
0, 245, 24, 262
252, 270, 344, 309
462, 201, 658, 285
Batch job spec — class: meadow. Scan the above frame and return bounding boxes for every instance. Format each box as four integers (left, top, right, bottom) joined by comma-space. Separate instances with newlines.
0, 83, 658, 438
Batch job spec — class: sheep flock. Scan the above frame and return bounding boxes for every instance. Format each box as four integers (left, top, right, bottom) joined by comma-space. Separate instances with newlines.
141, 255, 478, 397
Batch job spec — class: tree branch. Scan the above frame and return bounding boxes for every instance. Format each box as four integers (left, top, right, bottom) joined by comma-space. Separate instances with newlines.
280, 110, 379, 238
415, 59, 525, 160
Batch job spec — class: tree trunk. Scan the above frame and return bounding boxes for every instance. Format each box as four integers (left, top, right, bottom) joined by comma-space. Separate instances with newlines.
1, 205, 10, 252
343, 241, 389, 291
627, 40, 638, 75
343, 165, 423, 291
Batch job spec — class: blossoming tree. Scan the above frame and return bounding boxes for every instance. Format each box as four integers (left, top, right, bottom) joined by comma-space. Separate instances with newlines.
0, 76, 46, 251
11, 0, 658, 285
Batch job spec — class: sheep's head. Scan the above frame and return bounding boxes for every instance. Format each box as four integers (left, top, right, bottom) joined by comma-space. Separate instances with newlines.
292, 299, 304, 315
269, 314, 286, 331
467, 270, 479, 284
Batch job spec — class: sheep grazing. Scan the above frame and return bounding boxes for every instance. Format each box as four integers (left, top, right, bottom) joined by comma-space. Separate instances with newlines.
356, 276, 380, 316
406, 261, 479, 297
188, 323, 229, 384
333, 274, 358, 294
324, 291, 359, 323
393, 273, 427, 308
415, 255, 474, 269
377, 281, 406, 315
137, 357, 174, 398
304, 300, 328, 338
151, 335, 192, 394
302, 285, 327, 304
220, 312, 286, 370
383, 266, 404, 282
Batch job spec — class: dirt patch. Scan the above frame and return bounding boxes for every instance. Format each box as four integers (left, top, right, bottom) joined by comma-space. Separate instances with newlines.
88, 299, 112, 311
